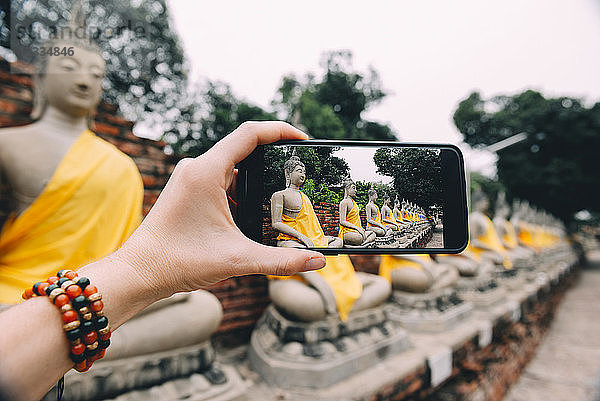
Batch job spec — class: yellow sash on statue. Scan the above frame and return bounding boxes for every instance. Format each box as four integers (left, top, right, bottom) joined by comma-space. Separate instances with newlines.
468, 216, 512, 269
382, 207, 396, 227
276, 192, 327, 247
367, 205, 382, 228
271, 191, 362, 320
0, 130, 143, 303
502, 221, 519, 249
339, 199, 362, 238
379, 254, 430, 282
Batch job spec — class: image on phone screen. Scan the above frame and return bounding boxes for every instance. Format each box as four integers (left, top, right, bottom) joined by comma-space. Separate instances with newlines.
238, 141, 468, 254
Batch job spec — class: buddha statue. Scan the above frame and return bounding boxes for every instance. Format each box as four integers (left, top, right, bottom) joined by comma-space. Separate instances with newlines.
493, 193, 536, 263
365, 188, 393, 237
269, 153, 390, 322
338, 178, 376, 246
465, 190, 513, 269
0, 7, 225, 397
380, 195, 399, 231
393, 197, 410, 231
379, 254, 459, 293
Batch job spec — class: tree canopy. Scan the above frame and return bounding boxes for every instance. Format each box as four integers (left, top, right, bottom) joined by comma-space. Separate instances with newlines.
2, 0, 189, 141
454, 89, 600, 222
272, 50, 397, 141
373, 147, 443, 210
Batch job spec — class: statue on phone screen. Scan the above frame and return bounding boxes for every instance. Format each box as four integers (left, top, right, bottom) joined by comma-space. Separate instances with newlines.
338, 178, 376, 246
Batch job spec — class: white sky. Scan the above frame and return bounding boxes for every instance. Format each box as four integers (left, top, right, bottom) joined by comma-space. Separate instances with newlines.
334, 147, 391, 184
167, 0, 600, 176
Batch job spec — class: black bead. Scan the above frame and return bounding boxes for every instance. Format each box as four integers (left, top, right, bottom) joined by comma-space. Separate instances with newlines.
84, 347, 99, 358
45, 284, 59, 296
57, 277, 69, 287
65, 328, 81, 342
32, 282, 42, 296
95, 316, 108, 329
70, 352, 86, 364
72, 295, 88, 310
81, 320, 94, 333
98, 339, 110, 350
57, 270, 67, 278
76, 277, 90, 289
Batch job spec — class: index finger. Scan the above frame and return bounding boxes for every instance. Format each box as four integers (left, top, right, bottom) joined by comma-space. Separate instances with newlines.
209, 121, 308, 167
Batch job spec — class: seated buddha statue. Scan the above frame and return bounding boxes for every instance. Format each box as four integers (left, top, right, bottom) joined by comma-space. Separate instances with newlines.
0, 15, 223, 384
338, 178, 376, 247
465, 190, 513, 270
269, 154, 390, 322
379, 254, 459, 293
365, 188, 392, 237
511, 200, 542, 253
380, 195, 399, 231
393, 197, 410, 231
493, 193, 536, 262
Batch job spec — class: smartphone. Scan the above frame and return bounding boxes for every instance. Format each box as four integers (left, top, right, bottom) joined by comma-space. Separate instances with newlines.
236, 140, 468, 254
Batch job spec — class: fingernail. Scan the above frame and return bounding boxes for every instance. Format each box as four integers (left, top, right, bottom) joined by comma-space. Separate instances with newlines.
305, 256, 326, 271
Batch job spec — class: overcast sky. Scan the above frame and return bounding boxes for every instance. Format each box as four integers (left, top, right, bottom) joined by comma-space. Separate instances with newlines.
168, 0, 600, 175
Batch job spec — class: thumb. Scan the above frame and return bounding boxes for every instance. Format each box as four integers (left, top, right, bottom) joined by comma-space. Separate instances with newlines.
243, 242, 326, 276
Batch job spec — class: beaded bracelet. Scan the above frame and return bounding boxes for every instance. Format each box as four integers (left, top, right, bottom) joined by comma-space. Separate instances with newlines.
22, 270, 111, 372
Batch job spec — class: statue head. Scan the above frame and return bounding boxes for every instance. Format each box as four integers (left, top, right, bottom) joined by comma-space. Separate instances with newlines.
283, 151, 306, 188
343, 178, 357, 198
394, 196, 400, 209
471, 189, 490, 213
368, 186, 377, 202
31, 3, 106, 119
383, 194, 391, 206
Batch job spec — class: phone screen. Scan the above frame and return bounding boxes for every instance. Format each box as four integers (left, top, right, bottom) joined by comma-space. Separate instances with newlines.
238, 141, 468, 254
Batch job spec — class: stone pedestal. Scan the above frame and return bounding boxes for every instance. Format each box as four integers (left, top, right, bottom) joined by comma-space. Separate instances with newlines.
249, 305, 410, 389
456, 276, 506, 308
385, 288, 473, 332
44, 342, 246, 401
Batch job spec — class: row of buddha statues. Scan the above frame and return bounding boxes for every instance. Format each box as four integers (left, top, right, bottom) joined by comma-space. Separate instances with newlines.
270, 153, 433, 251
0, 9, 576, 398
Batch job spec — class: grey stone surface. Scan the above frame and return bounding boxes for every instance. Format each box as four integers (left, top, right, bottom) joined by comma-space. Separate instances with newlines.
386, 288, 473, 332
504, 250, 600, 401
248, 305, 411, 389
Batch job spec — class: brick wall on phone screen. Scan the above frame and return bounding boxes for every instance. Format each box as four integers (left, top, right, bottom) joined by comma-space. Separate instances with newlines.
0, 58, 266, 343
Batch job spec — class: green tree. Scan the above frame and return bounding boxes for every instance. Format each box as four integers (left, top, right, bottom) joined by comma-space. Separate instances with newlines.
263, 145, 349, 202
168, 82, 276, 157
454, 90, 600, 222
272, 50, 397, 140
373, 148, 443, 210
2, 0, 189, 142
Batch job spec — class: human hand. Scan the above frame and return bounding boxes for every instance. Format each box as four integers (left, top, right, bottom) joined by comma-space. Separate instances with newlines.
115, 121, 326, 299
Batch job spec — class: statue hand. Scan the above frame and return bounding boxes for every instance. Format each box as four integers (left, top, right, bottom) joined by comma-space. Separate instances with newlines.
113, 122, 326, 299
300, 235, 315, 248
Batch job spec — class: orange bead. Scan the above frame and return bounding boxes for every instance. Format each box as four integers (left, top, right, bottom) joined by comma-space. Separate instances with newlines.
23, 288, 34, 299
54, 294, 70, 307
99, 331, 111, 341
83, 285, 98, 297
65, 271, 78, 280
84, 331, 97, 344
66, 284, 82, 300
62, 310, 78, 324
90, 300, 104, 313
38, 283, 49, 296
71, 343, 85, 355
47, 276, 59, 285
74, 360, 87, 372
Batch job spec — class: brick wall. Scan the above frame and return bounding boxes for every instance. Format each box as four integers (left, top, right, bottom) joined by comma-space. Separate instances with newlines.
0, 58, 265, 341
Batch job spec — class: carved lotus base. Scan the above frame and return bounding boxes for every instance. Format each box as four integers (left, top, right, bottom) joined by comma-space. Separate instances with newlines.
385, 288, 473, 332
249, 305, 410, 389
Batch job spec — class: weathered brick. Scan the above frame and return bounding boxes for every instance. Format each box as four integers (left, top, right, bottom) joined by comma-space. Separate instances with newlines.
92, 121, 120, 136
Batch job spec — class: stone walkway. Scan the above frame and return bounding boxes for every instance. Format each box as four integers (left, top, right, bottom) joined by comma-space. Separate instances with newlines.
504, 250, 600, 401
